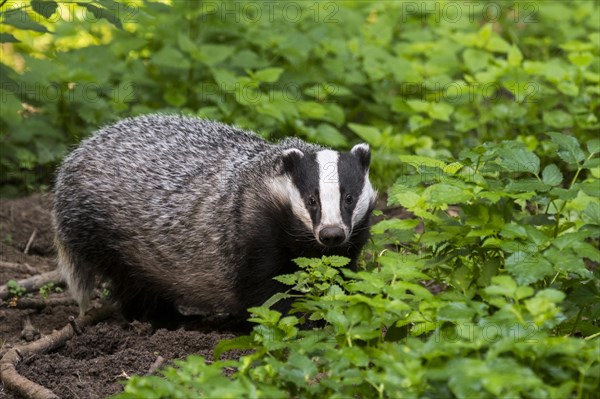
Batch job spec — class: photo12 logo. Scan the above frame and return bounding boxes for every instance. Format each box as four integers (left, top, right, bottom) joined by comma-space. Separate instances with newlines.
400, 2, 539, 24
198, 1, 339, 24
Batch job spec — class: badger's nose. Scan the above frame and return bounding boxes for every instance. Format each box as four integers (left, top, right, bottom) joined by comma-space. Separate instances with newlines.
319, 226, 346, 247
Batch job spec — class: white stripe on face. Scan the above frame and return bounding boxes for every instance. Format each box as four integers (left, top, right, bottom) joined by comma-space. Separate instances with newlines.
268, 175, 313, 230
316, 150, 344, 228
352, 174, 376, 228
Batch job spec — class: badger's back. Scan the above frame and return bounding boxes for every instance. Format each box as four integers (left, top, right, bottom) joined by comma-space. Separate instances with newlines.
54, 115, 272, 324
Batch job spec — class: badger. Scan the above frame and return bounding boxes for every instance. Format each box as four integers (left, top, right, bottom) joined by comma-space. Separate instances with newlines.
53, 114, 376, 328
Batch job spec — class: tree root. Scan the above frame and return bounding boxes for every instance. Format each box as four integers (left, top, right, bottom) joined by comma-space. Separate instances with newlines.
0, 270, 64, 300
21, 315, 41, 342
0, 260, 38, 275
0, 304, 116, 399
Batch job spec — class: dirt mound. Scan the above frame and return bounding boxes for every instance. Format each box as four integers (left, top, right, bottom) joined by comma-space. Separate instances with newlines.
0, 194, 242, 398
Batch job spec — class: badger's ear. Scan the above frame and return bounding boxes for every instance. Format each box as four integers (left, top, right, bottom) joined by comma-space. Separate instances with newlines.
351, 143, 371, 172
280, 148, 304, 173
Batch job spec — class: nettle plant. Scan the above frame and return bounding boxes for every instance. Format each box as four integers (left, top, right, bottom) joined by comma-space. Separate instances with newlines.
117, 133, 599, 398
381, 132, 600, 337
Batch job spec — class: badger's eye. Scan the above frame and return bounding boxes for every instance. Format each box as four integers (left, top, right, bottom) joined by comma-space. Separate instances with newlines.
307, 195, 318, 207
344, 194, 354, 205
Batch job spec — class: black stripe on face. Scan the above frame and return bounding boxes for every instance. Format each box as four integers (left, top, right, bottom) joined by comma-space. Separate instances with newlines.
337, 152, 366, 228
287, 153, 321, 226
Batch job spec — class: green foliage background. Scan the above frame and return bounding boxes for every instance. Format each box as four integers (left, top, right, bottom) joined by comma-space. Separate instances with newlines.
1, 1, 599, 398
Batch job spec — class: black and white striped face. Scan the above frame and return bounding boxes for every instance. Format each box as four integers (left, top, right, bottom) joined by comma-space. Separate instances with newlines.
276, 144, 376, 248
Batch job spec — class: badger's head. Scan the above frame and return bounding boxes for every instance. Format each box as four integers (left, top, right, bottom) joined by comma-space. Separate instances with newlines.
272, 143, 377, 248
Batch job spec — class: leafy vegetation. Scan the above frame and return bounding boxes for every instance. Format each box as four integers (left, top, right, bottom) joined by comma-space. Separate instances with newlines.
2, 0, 598, 398
38, 282, 62, 300
117, 132, 599, 398
6, 279, 25, 298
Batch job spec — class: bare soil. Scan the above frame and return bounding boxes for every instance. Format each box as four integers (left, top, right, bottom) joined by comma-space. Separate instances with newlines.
0, 194, 242, 398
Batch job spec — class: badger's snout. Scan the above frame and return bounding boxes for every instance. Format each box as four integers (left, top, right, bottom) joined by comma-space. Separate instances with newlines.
318, 225, 347, 247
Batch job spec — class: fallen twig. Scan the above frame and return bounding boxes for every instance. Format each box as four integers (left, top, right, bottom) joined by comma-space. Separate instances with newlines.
146, 355, 165, 375
23, 229, 37, 255
0, 270, 64, 300
0, 304, 116, 399
0, 260, 38, 275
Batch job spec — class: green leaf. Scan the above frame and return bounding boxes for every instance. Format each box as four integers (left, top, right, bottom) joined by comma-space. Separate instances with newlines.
543, 110, 574, 129
547, 250, 591, 278
255, 101, 284, 121
211, 68, 238, 87
484, 275, 517, 297
323, 256, 350, 267
262, 291, 293, 308
583, 201, 600, 225
542, 164, 563, 186
273, 274, 296, 286
505, 176, 548, 192
193, 45, 234, 66
486, 36, 511, 53
428, 102, 454, 122
151, 47, 191, 69
2, 9, 49, 32
213, 336, 256, 361
31, 0, 58, 18
557, 81, 579, 96
552, 231, 592, 251
508, 45, 523, 66
388, 185, 421, 208
547, 132, 586, 165
497, 146, 540, 175
408, 115, 432, 132
505, 252, 554, 285
463, 48, 490, 71
587, 139, 600, 155
568, 52, 594, 68
253, 68, 284, 83
298, 101, 327, 120
406, 99, 429, 113
536, 288, 566, 304
437, 302, 476, 322
0, 89, 22, 124
423, 183, 472, 206
163, 87, 186, 107
315, 124, 347, 147
348, 123, 382, 147
398, 155, 447, 170
177, 33, 197, 54
371, 219, 420, 234
77, 2, 123, 29
0, 33, 18, 43
407, 99, 454, 121
501, 224, 527, 239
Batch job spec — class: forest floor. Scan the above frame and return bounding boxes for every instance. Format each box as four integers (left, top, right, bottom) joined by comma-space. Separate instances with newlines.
0, 194, 243, 398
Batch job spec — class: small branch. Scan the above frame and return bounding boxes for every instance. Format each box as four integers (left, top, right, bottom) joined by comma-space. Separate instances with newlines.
0, 260, 38, 275
146, 356, 165, 375
0, 270, 64, 300
23, 229, 38, 255
0, 305, 116, 399
4, 297, 77, 310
